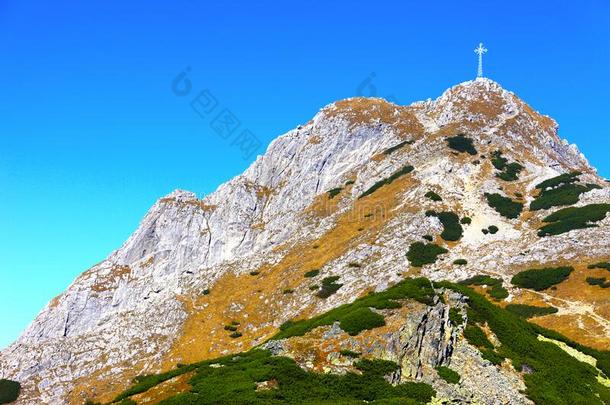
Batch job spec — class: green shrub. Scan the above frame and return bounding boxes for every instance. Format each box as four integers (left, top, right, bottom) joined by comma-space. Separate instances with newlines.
488, 225, 499, 234
340, 307, 386, 335
536, 172, 581, 191
435, 280, 610, 405
224, 324, 238, 331
436, 212, 463, 241
530, 182, 599, 211
339, 349, 361, 358
327, 187, 343, 199
229, 331, 243, 338
406, 242, 448, 267
488, 284, 508, 300
588, 262, 610, 271
113, 364, 200, 402
505, 304, 559, 318
449, 307, 464, 326
283, 289, 295, 294
425, 191, 442, 201
316, 276, 343, 298
447, 134, 477, 155
152, 350, 435, 405
459, 275, 507, 301
426, 210, 463, 241
481, 228, 489, 234
249, 271, 260, 276
0, 379, 20, 404
460, 216, 472, 224
480, 348, 505, 365
308, 285, 319, 290
435, 366, 460, 384
586, 277, 610, 288
348, 262, 361, 268
274, 277, 435, 340
202, 288, 210, 295
422, 234, 433, 241
511, 266, 574, 291
485, 193, 523, 219
359, 165, 414, 198
464, 325, 494, 350
538, 204, 610, 236
491, 151, 524, 181
304, 269, 320, 278
383, 140, 412, 155
345, 179, 355, 186
453, 259, 467, 265
460, 275, 499, 287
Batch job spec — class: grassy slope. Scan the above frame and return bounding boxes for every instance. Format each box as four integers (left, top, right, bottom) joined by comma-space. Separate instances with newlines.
109, 278, 610, 405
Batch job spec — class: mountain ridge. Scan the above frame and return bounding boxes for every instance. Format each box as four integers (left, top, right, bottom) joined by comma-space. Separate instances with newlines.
1, 78, 609, 404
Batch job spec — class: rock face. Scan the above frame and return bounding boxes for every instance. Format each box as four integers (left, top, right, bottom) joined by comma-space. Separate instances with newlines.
262, 289, 530, 404
1, 78, 609, 404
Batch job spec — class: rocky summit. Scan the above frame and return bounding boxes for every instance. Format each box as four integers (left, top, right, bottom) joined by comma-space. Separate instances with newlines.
1, 78, 609, 405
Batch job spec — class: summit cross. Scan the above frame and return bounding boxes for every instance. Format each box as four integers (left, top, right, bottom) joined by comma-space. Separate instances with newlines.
474, 42, 487, 78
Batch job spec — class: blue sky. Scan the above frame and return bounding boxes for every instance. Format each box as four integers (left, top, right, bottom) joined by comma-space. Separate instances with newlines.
0, 0, 608, 348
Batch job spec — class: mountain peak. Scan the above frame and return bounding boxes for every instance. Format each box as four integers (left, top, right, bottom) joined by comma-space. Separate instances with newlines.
2, 79, 609, 405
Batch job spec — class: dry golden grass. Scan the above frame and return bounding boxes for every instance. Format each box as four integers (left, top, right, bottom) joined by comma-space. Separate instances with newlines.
160, 174, 420, 372
506, 261, 610, 350
326, 98, 424, 139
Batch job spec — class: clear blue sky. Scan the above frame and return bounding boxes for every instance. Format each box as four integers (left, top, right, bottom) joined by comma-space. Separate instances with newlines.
0, 0, 608, 348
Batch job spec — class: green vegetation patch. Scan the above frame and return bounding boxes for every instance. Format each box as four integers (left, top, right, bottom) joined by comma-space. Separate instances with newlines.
427, 211, 463, 241
407, 242, 448, 267
274, 277, 435, 340
446, 134, 477, 155
113, 364, 201, 402
316, 276, 343, 299
464, 324, 494, 350
453, 259, 467, 265
148, 351, 436, 405
449, 307, 464, 326
436, 366, 460, 384
484, 193, 523, 219
588, 262, 610, 271
0, 379, 20, 404
511, 266, 574, 291
586, 277, 610, 288
339, 307, 386, 336
327, 187, 343, 199
436, 280, 610, 405
435, 366, 460, 384
537, 204, 610, 236
459, 275, 507, 301
505, 304, 558, 318
487, 225, 499, 234
536, 172, 581, 191
491, 150, 524, 181
304, 269, 320, 278
424, 191, 442, 201
359, 165, 414, 199
460, 216, 472, 225
383, 140, 413, 155
530, 183, 600, 211
339, 349, 361, 358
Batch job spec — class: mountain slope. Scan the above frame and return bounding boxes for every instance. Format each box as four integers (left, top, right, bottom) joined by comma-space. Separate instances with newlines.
1, 78, 609, 404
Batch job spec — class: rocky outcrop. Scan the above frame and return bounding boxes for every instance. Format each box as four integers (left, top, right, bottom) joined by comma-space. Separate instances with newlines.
262, 289, 530, 405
